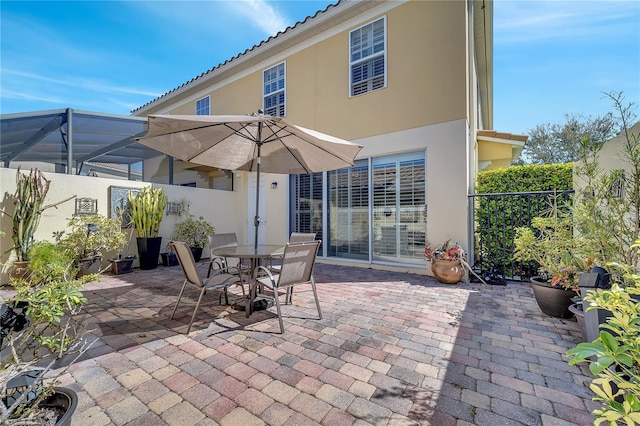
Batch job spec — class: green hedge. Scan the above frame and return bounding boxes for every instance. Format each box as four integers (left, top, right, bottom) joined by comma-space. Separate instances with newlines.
473, 164, 574, 278
476, 163, 573, 193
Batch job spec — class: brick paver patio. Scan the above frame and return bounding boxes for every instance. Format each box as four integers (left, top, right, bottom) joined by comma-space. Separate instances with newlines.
4, 262, 597, 425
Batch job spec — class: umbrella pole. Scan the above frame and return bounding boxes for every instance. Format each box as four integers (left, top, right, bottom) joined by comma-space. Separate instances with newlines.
254, 123, 263, 250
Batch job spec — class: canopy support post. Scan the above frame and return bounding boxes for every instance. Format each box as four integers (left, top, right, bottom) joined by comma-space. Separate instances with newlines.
254, 122, 263, 250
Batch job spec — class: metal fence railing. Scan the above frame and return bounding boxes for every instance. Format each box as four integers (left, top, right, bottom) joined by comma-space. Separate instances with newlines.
469, 190, 575, 281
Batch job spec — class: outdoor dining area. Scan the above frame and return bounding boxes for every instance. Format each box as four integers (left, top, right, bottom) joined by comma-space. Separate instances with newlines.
2, 260, 596, 425
0, 112, 607, 424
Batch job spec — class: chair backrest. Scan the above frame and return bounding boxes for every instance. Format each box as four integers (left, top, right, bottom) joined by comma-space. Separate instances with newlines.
171, 240, 202, 287
277, 240, 321, 288
289, 232, 316, 244
208, 233, 238, 252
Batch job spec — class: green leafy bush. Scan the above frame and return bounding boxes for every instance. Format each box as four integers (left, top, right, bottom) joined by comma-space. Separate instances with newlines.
54, 215, 126, 265
173, 215, 215, 248
566, 247, 640, 425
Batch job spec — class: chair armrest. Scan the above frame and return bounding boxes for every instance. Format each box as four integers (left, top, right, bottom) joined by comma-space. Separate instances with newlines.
255, 265, 278, 289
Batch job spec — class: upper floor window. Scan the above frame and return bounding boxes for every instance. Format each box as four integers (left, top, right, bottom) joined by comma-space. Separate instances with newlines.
349, 17, 386, 96
263, 62, 285, 117
196, 96, 210, 115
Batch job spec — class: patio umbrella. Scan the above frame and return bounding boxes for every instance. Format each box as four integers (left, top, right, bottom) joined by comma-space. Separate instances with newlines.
135, 112, 363, 248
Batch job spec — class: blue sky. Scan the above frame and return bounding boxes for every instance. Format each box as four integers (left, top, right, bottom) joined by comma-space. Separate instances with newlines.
1, 0, 638, 135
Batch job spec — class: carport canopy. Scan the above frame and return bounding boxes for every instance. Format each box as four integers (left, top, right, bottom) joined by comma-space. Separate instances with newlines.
0, 108, 162, 175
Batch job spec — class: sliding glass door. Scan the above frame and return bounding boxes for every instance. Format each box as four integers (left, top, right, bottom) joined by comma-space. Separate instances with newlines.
290, 152, 425, 264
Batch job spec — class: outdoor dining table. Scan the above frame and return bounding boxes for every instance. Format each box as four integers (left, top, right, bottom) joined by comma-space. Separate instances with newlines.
211, 244, 284, 317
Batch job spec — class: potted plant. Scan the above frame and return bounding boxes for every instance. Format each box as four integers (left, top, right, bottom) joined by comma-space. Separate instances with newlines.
108, 206, 137, 275
53, 215, 126, 277
173, 215, 215, 262
1, 241, 93, 425
0, 168, 75, 278
424, 240, 467, 284
513, 200, 597, 318
566, 246, 640, 425
128, 186, 167, 270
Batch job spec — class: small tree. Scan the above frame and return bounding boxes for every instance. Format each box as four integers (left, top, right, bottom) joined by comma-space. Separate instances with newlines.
521, 112, 619, 165
565, 91, 640, 424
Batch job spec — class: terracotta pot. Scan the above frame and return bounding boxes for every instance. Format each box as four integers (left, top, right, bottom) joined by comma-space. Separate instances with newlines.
530, 276, 576, 318
10, 261, 30, 280
431, 259, 465, 284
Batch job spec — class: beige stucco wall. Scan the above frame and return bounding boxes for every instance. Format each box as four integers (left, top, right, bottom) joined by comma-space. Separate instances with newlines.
358, 118, 469, 247
150, 1, 467, 139
132, 0, 476, 266
478, 141, 514, 170
0, 167, 285, 285
574, 122, 640, 190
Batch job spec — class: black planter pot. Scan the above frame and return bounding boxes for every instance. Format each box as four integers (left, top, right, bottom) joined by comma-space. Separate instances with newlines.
43, 387, 78, 426
110, 255, 136, 274
161, 252, 179, 267
136, 237, 162, 270
190, 247, 203, 262
3, 370, 76, 426
530, 276, 577, 318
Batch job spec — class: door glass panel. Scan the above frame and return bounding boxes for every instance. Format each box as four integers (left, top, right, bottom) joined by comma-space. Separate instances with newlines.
372, 154, 425, 263
327, 162, 369, 260
290, 173, 323, 250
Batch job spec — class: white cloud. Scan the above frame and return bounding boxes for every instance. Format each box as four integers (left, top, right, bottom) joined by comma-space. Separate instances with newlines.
2, 68, 161, 98
0, 88, 65, 104
495, 0, 639, 44
231, 0, 289, 36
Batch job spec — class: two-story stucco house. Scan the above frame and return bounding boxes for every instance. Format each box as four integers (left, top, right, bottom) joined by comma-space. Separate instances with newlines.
132, 0, 524, 270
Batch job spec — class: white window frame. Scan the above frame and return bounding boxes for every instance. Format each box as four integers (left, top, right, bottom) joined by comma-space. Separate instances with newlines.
195, 96, 210, 115
262, 62, 286, 117
349, 16, 387, 97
